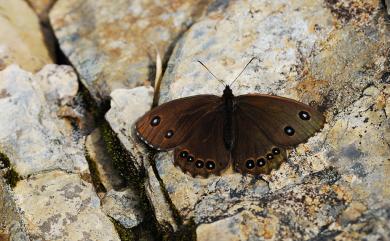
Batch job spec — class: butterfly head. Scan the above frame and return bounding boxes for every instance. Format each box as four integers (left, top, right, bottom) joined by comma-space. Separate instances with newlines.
223, 85, 233, 98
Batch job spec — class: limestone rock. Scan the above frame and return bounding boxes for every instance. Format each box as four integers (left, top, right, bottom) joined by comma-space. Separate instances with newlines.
102, 189, 144, 229
0, 175, 29, 240
0, 0, 53, 72
26, 0, 57, 22
85, 128, 125, 191
26, 0, 387, 239
13, 171, 120, 241
121, 0, 389, 239
144, 166, 178, 232
50, 0, 212, 102
0, 65, 88, 177
105, 86, 154, 171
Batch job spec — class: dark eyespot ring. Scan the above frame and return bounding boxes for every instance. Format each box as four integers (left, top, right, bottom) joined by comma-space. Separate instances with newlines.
299, 111, 311, 120
257, 158, 266, 167
206, 161, 215, 170
165, 130, 174, 138
266, 153, 274, 160
246, 159, 255, 169
179, 151, 188, 158
150, 116, 160, 126
272, 148, 280, 155
195, 160, 204, 168
187, 156, 194, 162
284, 126, 295, 136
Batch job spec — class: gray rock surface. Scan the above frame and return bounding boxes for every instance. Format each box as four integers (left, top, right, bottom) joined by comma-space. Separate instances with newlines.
102, 189, 144, 229
0, 65, 87, 177
50, 0, 212, 102
105, 86, 154, 171
113, 0, 390, 240
0, 0, 53, 72
1, 0, 389, 240
13, 171, 120, 241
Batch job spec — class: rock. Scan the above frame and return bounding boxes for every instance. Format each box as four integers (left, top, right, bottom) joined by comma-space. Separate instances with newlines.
85, 128, 125, 191
0, 175, 29, 240
144, 166, 178, 232
0, 0, 53, 72
49, 0, 212, 102
106, 87, 179, 231
105, 86, 154, 171
40, 0, 389, 239
13, 171, 120, 241
26, 0, 57, 23
196, 211, 267, 241
0, 65, 88, 177
387, 0, 390, 15
137, 0, 388, 239
101, 189, 144, 229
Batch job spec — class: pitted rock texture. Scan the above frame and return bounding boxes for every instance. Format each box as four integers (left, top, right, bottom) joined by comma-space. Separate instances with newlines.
0, 175, 29, 240
26, 0, 57, 22
106, 86, 154, 172
50, 0, 213, 102
13, 171, 120, 241
0, 65, 87, 177
0, 0, 53, 72
113, 0, 390, 239
102, 189, 144, 229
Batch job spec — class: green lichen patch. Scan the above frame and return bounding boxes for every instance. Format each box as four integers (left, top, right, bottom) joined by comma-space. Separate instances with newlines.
164, 219, 197, 241
0, 152, 20, 188
3, 168, 20, 188
99, 122, 161, 239
84, 149, 107, 193
0, 152, 10, 168
110, 218, 136, 241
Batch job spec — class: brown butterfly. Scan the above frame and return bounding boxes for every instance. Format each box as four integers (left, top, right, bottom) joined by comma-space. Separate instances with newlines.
135, 58, 325, 177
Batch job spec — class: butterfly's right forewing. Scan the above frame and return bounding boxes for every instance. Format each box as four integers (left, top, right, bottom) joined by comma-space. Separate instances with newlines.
135, 95, 221, 150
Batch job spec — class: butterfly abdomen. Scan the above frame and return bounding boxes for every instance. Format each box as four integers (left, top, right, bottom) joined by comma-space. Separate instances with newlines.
222, 86, 236, 151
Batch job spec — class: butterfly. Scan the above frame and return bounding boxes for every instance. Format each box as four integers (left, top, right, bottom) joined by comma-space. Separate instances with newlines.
135, 58, 325, 177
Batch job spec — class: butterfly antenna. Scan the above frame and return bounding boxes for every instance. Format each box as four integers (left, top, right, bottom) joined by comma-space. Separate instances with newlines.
197, 60, 226, 86
229, 57, 258, 87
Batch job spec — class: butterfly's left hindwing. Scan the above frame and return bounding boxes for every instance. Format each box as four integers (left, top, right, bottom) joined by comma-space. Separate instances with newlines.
174, 109, 230, 177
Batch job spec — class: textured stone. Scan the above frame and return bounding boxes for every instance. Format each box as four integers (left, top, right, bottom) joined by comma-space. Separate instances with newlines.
26, 0, 57, 22
50, 0, 212, 102
13, 171, 120, 241
144, 166, 178, 232
0, 65, 88, 177
0, 176, 29, 241
136, 0, 388, 239
85, 128, 125, 191
102, 189, 144, 229
0, 0, 53, 72
105, 86, 154, 171
45, 0, 389, 239
106, 87, 179, 231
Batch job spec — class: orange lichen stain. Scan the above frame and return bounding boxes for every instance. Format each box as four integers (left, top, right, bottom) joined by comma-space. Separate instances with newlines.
108, 47, 122, 59
375, 93, 387, 110
332, 184, 352, 203
339, 201, 367, 222
261, 217, 277, 239
296, 73, 329, 103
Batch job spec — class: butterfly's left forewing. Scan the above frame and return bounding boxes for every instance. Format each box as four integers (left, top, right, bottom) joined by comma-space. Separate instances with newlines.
135, 95, 220, 150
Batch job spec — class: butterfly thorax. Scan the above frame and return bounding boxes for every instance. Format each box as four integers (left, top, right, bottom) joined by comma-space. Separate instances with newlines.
222, 85, 236, 151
